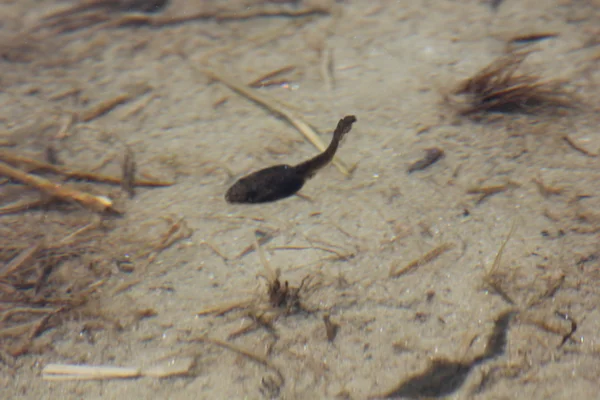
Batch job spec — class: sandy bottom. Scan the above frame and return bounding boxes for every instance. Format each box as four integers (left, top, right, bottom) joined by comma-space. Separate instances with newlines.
1, 0, 600, 399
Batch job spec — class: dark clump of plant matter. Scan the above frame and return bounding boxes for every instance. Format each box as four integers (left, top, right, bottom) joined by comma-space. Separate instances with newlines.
0, 216, 113, 360
449, 49, 578, 118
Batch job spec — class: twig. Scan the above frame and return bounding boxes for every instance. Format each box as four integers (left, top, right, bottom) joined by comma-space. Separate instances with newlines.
0, 199, 50, 215
248, 65, 296, 88
42, 358, 194, 381
0, 241, 43, 279
194, 336, 284, 385
467, 181, 519, 204
389, 243, 455, 278
196, 299, 254, 317
38, 3, 330, 34
408, 148, 445, 173
121, 145, 136, 198
0, 160, 118, 214
78, 93, 137, 123
215, 6, 330, 21
56, 217, 102, 246
0, 306, 58, 323
194, 65, 351, 176
0, 149, 173, 187
320, 46, 334, 91
563, 135, 598, 157
0, 319, 42, 339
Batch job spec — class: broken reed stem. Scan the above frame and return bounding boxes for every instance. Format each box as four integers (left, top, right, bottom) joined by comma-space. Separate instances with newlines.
78, 93, 134, 122
0, 241, 43, 278
44, 364, 140, 380
0, 160, 117, 213
196, 65, 351, 176
0, 149, 173, 187
196, 299, 254, 317
247, 65, 296, 88
389, 243, 454, 278
42, 358, 194, 381
0, 198, 49, 215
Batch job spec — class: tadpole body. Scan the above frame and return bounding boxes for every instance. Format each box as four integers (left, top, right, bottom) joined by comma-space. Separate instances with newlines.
225, 115, 357, 204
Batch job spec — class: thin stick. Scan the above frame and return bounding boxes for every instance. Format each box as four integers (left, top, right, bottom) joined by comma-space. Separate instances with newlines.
196, 299, 254, 317
42, 358, 194, 381
0, 319, 42, 339
215, 6, 330, 21
487, 221, 517, 276
563, 135, 598, 157
248, 65, 296, 88
57, 217, 102, 246
0, 149, 173, 187
0, 241, 43, 278
196, 65, 350, 176
78, 93, 135, 123
235, 230, 275, 259
121, 145, 136, 198
43, 364, 140, 380
195, 336, 284, 384
0, 160, 117, 213
320, 46, 334, 91
389, 243, 454, 278
0, 307, 58, 322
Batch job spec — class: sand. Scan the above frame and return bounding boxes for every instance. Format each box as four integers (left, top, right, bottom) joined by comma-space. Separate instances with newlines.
1, 0, 600, 399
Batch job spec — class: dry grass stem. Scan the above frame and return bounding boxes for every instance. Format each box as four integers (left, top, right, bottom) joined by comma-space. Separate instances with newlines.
389, 243, 455, 278
0, 149, 173, 187
0, 160, 117, 214
35, 1, 331, 36
78, 93, 140, 123
195, 65, 351, 176
121, 146, 136, 198
193, 336, 284, 385
42, 358, 194, 381
247, 65, 296, 88
196, 300, 254, 317
563, 135, 599, 157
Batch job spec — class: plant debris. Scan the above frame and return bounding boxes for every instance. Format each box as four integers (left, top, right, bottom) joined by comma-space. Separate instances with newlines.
0, 149, 173, 188
247, 65, 296, 88
0, 218, 109, 359
121, 146, 137, 198
191, 336, 284, 387
323, 313, 340, 342
508, 33, 559, 46
482, 222, 517, 305
196, 233, 314, 340
0, 160, 118, 214
0, 148, 173, 214
42, 357, 194, 381
449, 49, 577, 118
196, 64, 352, 175
407, 147, 445, 173
467, 180, 520, 205
389, 243, 454, 278
35, 0, 332, 35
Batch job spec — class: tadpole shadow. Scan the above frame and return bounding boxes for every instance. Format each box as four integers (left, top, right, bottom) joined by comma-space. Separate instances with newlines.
371, 310, 516, 399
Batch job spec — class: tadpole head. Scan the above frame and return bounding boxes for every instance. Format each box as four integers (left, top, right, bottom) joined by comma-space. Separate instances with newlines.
225, 180, 255, 204
225, 165, 304, 204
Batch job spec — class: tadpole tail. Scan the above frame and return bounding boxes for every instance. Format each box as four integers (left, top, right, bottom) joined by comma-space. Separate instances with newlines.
293, 115, 356, 178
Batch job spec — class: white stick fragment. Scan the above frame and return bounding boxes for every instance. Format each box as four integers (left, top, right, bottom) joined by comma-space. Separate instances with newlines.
42, 364, 140, 381
42, 358, 194, 381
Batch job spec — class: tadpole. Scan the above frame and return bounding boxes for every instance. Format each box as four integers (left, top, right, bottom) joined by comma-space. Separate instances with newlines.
225, 115, 357, 204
